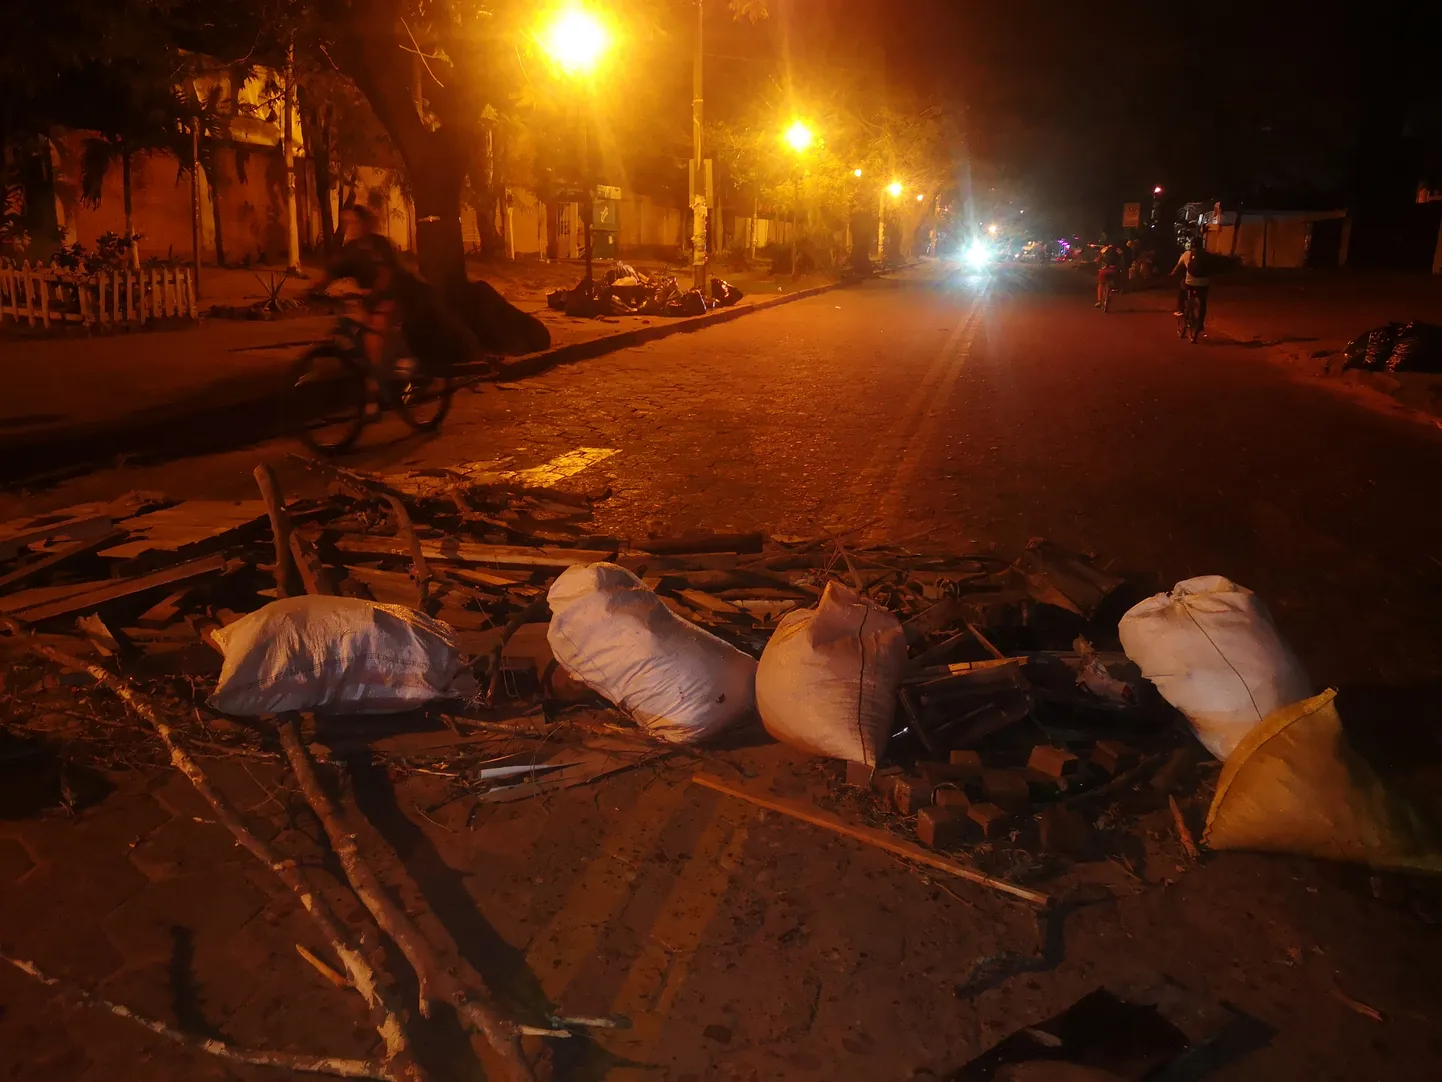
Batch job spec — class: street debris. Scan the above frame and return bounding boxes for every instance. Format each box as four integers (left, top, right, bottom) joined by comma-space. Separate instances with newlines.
755, 580, 907, 762
955, 986, 1271, 1080
546, 561, 757, 743
545, 261, 746, 319
0, 450, 1412, 1076
208, 596, 472, 716
1342, 320, 1442, 374
1203, 689, 1442, 872
1118, 575, 1312, 760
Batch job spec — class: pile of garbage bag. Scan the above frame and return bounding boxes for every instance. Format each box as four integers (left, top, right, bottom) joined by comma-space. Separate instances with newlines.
1341, 321, 1442, 374
546, 262, 744, 319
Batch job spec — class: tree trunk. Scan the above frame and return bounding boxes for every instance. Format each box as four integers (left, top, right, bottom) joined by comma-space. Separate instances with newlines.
201, 155, 225, 267
121, 148, 140, 268
298, 89, 336, 256
410, 157, 466, 292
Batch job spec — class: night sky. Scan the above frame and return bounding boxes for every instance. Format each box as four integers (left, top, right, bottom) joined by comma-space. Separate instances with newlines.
704, 0, 1442, 235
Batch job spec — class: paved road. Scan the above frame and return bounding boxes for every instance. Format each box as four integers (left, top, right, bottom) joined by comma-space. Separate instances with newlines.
6, 263, 1442, 1081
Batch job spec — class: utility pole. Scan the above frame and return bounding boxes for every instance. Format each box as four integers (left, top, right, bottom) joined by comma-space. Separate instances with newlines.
283, 42, 302, 273
877, 190, 886, 264
691, 0, 707, 292
190, 120, 202, 298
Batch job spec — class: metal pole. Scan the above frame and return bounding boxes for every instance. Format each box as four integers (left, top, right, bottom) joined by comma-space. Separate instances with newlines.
691, 0, 706, 291
582, 110, 593, 288
791, 171, 800, 280
877, 190, 885, 265
190, 119, 202, 299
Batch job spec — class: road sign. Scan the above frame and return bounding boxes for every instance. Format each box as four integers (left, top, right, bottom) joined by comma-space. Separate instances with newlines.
1122, 202, 1141, 228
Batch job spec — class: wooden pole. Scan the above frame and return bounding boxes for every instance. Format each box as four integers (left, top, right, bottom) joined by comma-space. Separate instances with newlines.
691, 773, 1052, 907
283, 43, 302, 272
252, 463, 297, 598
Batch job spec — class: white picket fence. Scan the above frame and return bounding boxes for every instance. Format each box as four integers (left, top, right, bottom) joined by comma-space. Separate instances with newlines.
0, 261, 197, 329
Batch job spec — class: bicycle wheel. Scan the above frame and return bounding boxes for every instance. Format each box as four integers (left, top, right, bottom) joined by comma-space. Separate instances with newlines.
290, 345, 368, 454
391, 357, 453, 433
1188, 296, 1202, 343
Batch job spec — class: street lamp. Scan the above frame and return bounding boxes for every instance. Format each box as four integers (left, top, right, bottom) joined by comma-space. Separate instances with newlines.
783, 120, 814, 279
853, 168, 863, 178
537, 5, 612, 290
887, 180, 903, 198
915, 193, 924, 202
539, 7, 609, 75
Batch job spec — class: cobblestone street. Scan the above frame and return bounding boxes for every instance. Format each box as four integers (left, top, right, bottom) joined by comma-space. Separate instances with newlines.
4, 264, 1442, 1082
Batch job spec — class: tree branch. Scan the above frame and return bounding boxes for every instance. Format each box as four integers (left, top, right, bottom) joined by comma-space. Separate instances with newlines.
1, 951, 403, 1081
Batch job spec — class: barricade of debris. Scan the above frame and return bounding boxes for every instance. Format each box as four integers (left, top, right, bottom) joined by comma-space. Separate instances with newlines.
546, 261, 744, 318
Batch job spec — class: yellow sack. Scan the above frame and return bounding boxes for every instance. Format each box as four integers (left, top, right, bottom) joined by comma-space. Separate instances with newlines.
1203, 689, 1442, 872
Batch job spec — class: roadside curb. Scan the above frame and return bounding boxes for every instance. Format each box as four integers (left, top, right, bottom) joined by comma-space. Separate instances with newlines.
469, 276, 854, 382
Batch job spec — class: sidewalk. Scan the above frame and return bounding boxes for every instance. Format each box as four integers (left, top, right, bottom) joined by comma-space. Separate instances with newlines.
1203, 270, 1442, 421
0, 260, 845, 484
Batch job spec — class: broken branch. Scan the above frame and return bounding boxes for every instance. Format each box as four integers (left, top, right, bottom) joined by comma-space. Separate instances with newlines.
1, 950, 402, 1081
0, 622, 427, 1082
274, 715, 536, 1082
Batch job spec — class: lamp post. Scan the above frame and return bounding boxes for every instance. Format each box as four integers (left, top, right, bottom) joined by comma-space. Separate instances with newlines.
783, 120, 813, 281
538, 6, 611, 289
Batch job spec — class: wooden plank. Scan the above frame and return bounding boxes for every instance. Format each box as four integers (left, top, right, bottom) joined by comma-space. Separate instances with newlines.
11, 553, 230, 624
690, 773, 1051, 907
445, 566, 532, 588
99, 500, 267, 559
124, 269, 134, 322
135, 588, 192, 626
336, 535, 614, 570
0, 512, 115, 562
675, 589, 745, 616
21, 263, 34, 326
0, 529, 126, 594
38, 266, 50, 329
635, 532, 764, 556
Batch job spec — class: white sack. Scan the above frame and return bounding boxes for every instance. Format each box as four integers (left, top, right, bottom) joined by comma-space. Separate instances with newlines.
1118, 575, 1311, 760
754, 581, 908, 764
546, 563, 757, 743
208, 596, 466, 716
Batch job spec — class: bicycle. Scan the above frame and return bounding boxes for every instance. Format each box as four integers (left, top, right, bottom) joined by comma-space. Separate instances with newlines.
289, 312, 452, 454
1176, 286, 1204, 343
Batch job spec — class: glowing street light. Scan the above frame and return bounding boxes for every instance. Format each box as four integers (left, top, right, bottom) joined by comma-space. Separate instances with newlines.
539, 7, 610, 76
987, 222, 999, 235
887, 180, 903, 198
1153, 185, 1163, 195
853, 168, 863, 178
915, 193, 924, 202
783, 120, 814, 154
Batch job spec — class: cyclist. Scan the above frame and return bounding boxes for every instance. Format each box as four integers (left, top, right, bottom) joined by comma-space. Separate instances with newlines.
1172, 234, 1212, 333
1095, 240, 1125, 307
311, 205, 409, 378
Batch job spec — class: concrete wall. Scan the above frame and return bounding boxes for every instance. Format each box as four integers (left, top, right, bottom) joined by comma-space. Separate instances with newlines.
51, 132, 301, 265
1206, 211, 1347, 269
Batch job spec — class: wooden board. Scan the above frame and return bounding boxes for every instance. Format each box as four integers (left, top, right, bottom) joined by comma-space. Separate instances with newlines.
0, 512, 113, 562
100, 501, 267, 559
336, 535, 614, 570
0, 530, 127, 593
10, 554, 230, 624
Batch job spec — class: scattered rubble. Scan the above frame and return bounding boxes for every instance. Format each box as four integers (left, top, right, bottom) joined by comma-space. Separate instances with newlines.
546, 262, 745, 319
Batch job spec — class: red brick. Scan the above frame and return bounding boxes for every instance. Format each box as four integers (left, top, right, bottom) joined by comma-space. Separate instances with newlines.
981, 769, 1031, 814
967, 802, 1011, 839
892, 777, 934, 816
1089, 739, 1136, 776
1027, 745, 1080, 778
916, 806, 972, 849
845, 760, 876, 788
934, 786, 971, 809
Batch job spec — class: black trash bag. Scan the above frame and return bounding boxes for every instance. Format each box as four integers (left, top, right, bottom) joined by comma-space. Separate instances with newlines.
710, 277, 744, 307
547, 288, 570, 311
663, 288, 709, 317
1386, 321, 1442, 373
1342, 321, 1442, 374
